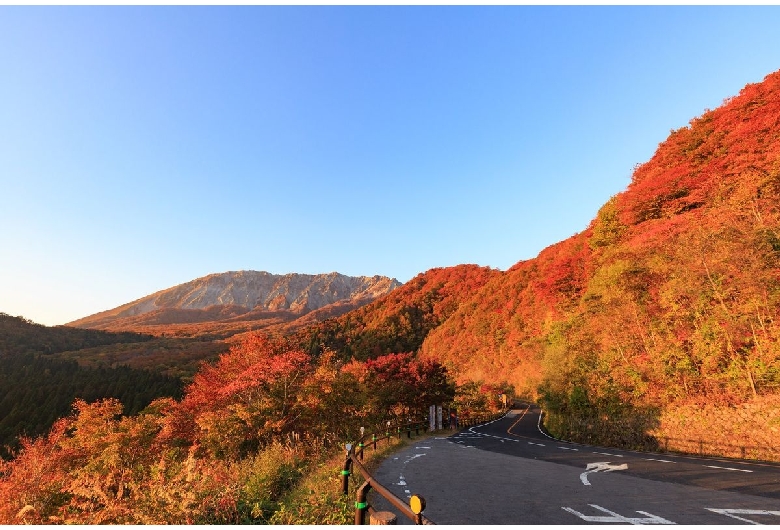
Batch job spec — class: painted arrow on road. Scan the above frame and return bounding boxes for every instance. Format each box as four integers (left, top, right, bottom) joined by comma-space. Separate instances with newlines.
580, 462, 628, 486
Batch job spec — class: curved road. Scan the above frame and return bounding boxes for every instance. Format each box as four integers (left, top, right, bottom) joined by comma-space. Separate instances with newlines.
370, 404, 780, 524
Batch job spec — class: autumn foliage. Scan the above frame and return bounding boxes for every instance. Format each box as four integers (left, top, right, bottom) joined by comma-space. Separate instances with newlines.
0, 332, 459, 524
295, 264, 501, 361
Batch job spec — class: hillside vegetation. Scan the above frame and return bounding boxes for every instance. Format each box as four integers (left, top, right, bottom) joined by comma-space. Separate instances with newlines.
420, 69, 780, 448
294, 265, 502, 361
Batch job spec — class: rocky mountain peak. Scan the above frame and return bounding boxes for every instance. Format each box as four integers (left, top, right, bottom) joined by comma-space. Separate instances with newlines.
69, 271, 402, 330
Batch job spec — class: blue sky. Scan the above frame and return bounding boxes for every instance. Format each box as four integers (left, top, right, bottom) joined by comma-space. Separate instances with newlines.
3, 6, 780, 326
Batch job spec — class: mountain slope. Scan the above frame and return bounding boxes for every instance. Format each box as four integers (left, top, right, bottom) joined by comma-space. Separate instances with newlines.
419, 69, 780, 416
69, 271, 401, 337
295, 264, 502, 361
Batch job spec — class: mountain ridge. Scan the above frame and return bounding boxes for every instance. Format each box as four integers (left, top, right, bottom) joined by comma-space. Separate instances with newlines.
69, 270, 402, 334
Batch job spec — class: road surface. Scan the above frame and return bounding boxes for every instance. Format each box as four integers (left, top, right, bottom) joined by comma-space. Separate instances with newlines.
370, 403, 780, 524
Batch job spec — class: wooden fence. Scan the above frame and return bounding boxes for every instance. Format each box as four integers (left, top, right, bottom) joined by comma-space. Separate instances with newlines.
340, 412, 506, 524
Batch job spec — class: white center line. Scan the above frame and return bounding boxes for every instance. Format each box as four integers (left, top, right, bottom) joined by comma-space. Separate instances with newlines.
644, 458, 676, 463
593, 452, 624, 457
705, 465, 753, 473
528, 442, 546, 446
559, 446, 579, 451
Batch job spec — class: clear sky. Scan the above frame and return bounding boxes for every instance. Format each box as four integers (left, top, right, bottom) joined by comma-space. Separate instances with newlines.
2, 6, 780, 326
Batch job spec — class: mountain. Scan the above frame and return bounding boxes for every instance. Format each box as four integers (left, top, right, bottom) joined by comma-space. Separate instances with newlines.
69, 271, 402, 338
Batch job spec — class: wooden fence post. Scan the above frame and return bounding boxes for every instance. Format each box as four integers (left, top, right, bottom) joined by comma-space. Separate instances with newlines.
355, 480, 371, 525
341, 446, 353, 495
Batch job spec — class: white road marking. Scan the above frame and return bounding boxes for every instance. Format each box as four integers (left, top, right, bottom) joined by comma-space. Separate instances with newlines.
537, 407, 556, 440
644, 458, 675, 463
705, 465, 753, 473
403, 453, 426, 464
559, 446, 579, 451
593, 452, 624, 457
563, 504, 675, 524
706, 508, 780, 524
528, 442, 546, 446
580, 462, 629, 486
416, 446, 431, 449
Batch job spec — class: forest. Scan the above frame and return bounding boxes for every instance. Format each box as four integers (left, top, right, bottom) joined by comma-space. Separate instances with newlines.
0, 314, 184, 457
2, 69, 780, 523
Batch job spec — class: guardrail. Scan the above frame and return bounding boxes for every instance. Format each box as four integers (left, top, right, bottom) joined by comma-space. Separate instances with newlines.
341, 421, 433, 525
656, 436, 780, 463
539, 409, 780, 463
340, 411, 507, 524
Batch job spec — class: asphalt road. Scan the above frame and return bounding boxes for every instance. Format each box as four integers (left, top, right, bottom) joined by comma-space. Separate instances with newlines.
370, 404, 780, 524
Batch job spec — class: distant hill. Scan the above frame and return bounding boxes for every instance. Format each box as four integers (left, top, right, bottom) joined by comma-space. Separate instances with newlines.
0, 312, 152, 357
69, 271, 401, 338
0, 313, 183, 456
